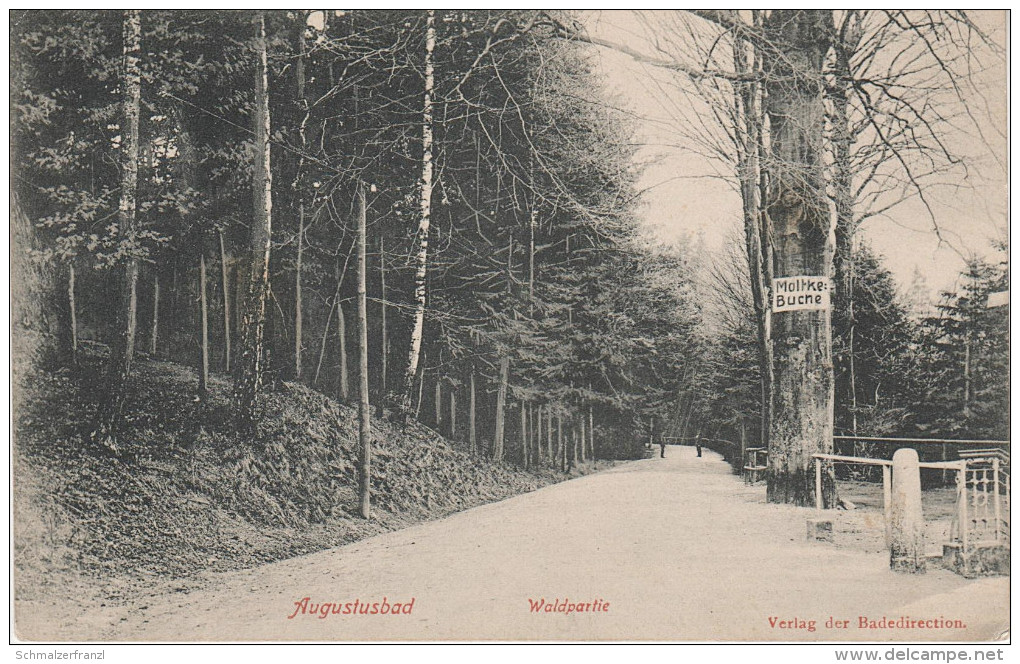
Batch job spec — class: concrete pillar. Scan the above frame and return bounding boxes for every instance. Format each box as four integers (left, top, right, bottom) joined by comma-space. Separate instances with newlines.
890, 448, 926, 573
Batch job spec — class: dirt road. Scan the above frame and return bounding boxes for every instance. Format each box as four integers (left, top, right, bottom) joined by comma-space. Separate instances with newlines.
19, 446, 1008, 642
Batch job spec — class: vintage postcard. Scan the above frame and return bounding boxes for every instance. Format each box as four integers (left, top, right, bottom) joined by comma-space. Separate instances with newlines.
9, 9, 1009, 648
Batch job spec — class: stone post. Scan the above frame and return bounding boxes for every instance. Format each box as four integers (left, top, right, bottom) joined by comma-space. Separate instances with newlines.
890, 448, 926, 573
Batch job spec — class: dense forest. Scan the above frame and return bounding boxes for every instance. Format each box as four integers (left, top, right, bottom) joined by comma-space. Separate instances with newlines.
10, 9, 1007, 521
11, 10, 706, 464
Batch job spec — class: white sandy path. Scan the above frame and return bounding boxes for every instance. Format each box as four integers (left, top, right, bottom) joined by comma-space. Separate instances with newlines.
18, 445, 1008, 642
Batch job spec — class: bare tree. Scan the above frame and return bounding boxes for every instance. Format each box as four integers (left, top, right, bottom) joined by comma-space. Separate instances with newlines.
557, 9, 1001, 505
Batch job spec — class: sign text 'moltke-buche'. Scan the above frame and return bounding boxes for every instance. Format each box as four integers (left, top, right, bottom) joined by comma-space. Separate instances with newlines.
772, 276, 830, 313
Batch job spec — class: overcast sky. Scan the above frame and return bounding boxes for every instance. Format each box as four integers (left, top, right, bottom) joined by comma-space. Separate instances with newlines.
581, 10, 1008, 302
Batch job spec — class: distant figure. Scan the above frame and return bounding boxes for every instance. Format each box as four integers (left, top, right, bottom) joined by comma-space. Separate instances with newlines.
659, 440, 666, 458
696, 441, 703, 457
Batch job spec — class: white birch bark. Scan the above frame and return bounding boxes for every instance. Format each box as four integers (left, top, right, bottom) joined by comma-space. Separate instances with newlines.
400, 9, 436, 422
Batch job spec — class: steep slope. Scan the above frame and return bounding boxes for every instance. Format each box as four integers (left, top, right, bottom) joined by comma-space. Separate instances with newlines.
12, 349, 601, 603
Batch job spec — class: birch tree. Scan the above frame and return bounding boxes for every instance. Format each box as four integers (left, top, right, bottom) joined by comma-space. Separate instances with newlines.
400, 9, 436, 423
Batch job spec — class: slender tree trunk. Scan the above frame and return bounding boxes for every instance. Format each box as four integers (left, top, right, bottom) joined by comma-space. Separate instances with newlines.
415, 356, 426, 419
740, 419, 747, 463
469, 370, 477, 453
149, 272, 159, 357
337, 302, 349, 401
589, 405, 595, 461
547, 406, 554, 460
169, 260, 179, 359
963, 335, 972, 419
449, 388, 456, 439
379, 235, 388, 396
829, 14, 860, 440
557, 415, 565, 472
232, 11, 273, 431
294, 207, 303, 380
232, 257, 243, 357
763, 10, 836, 507
315, 257, 351, 386
400, 9, 436, 423
520, 403, 528, 468
533, 405, 541, 462
529, 170, 536, 304
292, 11, 308, 382
434, 378, 442, 429
68, 264, 79, 367
530, 405, 538, 463
198, 252, 210, 396
314, 296, 336, 386
493, 355, 508, 460
540, 406, 546, 463
580, 410, 586, 463
732, 22, 774, 455
849, 320, 858, 437
219, 231, 231, 372
92, 9, 141, 452
356, 183, 371, 519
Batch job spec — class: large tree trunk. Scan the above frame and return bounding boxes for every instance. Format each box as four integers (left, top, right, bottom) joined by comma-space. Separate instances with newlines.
92, 9, 142, 452
763, 10, 837, 507
232, 11, 273, 431
356, 183, 371, 519
400, 9, 436, 423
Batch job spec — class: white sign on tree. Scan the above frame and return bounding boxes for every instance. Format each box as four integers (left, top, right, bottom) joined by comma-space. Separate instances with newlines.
772, 276, 830, 312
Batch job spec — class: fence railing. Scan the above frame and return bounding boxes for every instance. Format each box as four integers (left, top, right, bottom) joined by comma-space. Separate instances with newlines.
743, 447, 767, 484
951, 449, 1010, 553
811, 453, 962, 546
834, 436, 1009, 484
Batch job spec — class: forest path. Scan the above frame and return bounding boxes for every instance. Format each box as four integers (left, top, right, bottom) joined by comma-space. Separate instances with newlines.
32, 446, 1008, 642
